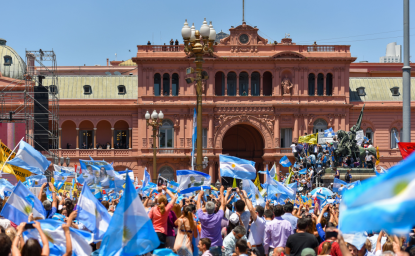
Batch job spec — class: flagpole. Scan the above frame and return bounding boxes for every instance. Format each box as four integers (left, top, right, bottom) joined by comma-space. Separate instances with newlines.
0, 137, 24, 174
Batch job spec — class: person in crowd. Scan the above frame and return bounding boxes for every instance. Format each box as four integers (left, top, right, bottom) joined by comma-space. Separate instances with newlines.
148, 185, 178, 249
11, 221, 51, 256
264, 205, 293, 256
38, 182, 57, 219
170, 39, 174, 45
66, 143, 71, 149
166, 204, 178, 249
235, 188, 251, 228
235, 239, 250, 256
0, 233, 12, 256
345, 169, 352, 184
106, 142, 111, 149
282, 203, 298, 232
365, 151, 375, 169
285, 218, 319, 256
291, 142, 298, 161
198, 238, 213, 256
82, 142, 87, 149
89, 142, 93, 149
197, 186, 227, 256
223, 225, 247, 256
173, 205, 197, 255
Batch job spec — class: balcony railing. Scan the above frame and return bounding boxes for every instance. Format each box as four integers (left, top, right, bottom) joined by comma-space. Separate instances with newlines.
299, 45, 350, 52
138, 45, 185, 53
58, 149, 132, 157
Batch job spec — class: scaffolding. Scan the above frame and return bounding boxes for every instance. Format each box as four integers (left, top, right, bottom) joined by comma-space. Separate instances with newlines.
0, 50, 59, 159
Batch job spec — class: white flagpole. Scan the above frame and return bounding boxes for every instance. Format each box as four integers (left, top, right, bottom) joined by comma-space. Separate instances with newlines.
0, 137, 25, 175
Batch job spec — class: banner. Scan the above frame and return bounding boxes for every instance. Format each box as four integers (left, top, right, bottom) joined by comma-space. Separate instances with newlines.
356, 130, 364, 145
79, 160, 123, 188
398, 142, 415, 159
298, 133, 318, 144
0, 141, 32, 182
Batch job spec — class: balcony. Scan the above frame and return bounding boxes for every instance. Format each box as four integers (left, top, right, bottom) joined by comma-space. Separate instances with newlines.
138, 45, 185, 53
58, 149, 132, 158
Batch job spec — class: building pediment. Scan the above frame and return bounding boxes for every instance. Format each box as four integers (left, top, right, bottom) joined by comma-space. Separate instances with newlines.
219, 22, 268, 46
272, 51, 305, 59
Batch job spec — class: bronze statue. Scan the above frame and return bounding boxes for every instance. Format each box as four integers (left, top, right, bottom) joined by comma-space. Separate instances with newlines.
281, 75, 293, 95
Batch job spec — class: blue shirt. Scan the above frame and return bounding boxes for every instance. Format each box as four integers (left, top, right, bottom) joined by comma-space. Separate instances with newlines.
46, 206, 57, 219
316, 223, 325, 241
281, 213, 298, 231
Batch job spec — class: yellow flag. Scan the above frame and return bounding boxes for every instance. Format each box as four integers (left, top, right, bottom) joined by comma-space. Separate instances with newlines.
0, 141, 32, 182
285, 167, 293, 185
298, 133, 318, 145
273, 163, 279, 182
376, 146, 380, 165
232, 178, 237, 188
254, 174, 262, 192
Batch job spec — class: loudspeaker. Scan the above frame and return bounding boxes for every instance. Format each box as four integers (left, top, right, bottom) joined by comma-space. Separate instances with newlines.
34, 86, 49, 151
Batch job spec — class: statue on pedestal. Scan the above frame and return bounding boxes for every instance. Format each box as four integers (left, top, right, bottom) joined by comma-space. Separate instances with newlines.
281, 75, 293, 95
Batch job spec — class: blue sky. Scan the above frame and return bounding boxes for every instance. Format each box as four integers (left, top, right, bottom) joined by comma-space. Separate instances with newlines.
2, 0, 414, 66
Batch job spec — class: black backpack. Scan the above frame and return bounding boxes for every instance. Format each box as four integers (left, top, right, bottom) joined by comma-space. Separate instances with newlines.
345, 173, 350, 182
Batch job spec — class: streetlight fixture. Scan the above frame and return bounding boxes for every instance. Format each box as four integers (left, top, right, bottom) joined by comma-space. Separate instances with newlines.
60, 157, 64, 166
145, 110, 164, 181
181, 18, 215, 172
65, 156, 70, 167
193, 156, 209, 169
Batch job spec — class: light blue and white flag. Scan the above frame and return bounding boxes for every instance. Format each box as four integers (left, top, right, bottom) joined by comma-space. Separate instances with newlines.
343, 232, 368, 250
324, 128, 335, 138
242, 179, 265, 207
0, 182, 46, 224
54, 171, 68, 190
177, 170, 211, 194
267, 180, 296, 199
53, 164, 76, 176
79, 159, 124, 189
220, 155, 256, 180
168, 180, 179, 194
99, 174, 160, 255
7, 141, 51, 175
0, 179, 14, 199
191, 108, 197, 170
142, 167, 151, 188
23, 219, 93, 256
298, 168, 307, 175
269, 163, 276, 178
25, 175, 47, 187
333, 178, 360, 194
76, 183, 111, 241
339, 150, 415, 234
279, 156, 292, 167
394, 130, 400, 143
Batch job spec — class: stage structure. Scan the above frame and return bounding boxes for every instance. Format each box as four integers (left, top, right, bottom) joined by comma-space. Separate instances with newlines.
0, 49, 59, 160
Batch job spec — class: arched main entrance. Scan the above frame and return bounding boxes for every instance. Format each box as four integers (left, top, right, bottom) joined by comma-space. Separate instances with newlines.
220, 124, 264, 187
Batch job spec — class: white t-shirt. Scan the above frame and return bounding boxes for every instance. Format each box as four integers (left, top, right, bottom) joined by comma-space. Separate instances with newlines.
248, 216, 266, 246
290, 144, 297, 153
0, 218, 11, 229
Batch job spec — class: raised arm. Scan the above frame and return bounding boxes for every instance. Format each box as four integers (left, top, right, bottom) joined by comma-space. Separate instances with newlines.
219, 186, 226, 212
375, 231, 384, 252
163, 186, 177, 204
62, 222, 72, 256
33, 221, 50, 256
38, 183, 47, 201
49, 182, 57, 209
196, 190, 203, 210
242, 190, 257, 221
11, 223, 25, 256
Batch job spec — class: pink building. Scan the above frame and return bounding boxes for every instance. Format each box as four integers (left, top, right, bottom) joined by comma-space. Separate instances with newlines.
1, 23, 415, 183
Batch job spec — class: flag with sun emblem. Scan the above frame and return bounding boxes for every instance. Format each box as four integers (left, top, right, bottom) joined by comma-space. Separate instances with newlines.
220, 155, 256, 180
0, 182, 46, 224
242, 179, 265, 207
339, 151, 415, 234
99, 174, 160, 256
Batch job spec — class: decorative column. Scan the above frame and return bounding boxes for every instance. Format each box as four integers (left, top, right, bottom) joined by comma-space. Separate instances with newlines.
314, 74, 318, 96
341, 114, 346, 130
7, 123, 15, 149
224, 74, 228, 96
274, 114, 280, 148
294, 114, 299, 142
76, 128, 79, 149
334, 114, 339, 131
111, 128, 114, 149
236, 73, 240, 96
170, 74, 173, 96
129, 128, 132, 149
58, 128, 62, 149
208, 114, 214, 148
323, 74, 327, 96
208, 160, 214, 180
260, 74, 263, 96
248, 75, 251, 96
93, 128, 97, 149
180, 115, 185, 148
303, 115, 309, 135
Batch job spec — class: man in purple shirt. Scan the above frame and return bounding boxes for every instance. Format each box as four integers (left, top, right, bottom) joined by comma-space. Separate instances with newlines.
197, 186, 227, 256
264, 205, 293, 256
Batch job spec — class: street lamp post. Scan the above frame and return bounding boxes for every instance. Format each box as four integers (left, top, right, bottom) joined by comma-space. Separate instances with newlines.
181, 18, 216, 172
145, 110, 164, 182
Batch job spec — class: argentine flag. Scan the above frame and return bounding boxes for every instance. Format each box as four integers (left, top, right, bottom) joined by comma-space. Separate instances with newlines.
298, 168, 307, 175
54, 171, 68, 190
0, 179, 15, 199
168, 180, 179, 194
339, 150, 415, 234
220, 155, 256, 180
177, 170, 211, 194
242, 179, 265, 207
6, 141, 51, 175
25, 175, 47, 187
23, 219, 93, 256
99, 174, 160, 255
142, 167, 151, 188
333, 178, 361, 194
77, 183, 111, 241
1, 182, 46, 224
191, 108, 197, 170
279, 156, 292, 167
324, 127, 335, 138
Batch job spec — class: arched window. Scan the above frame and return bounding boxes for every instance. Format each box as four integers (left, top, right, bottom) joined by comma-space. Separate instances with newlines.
215, 71, 225, 96
159, 166, 174, 181
400, 128, 403, 141
227, 72, 236, 96
163, 73, 170, 96
239, 72, 248, 96
326, 73, 333, 96
159, 120, 174, 148
154, 73, 161, 96
317, 73, 324, 96
83, 85, 92, 95
263, 71, 272, 96
117, 85, 126, 95
251, 72, 260, 96
313, 119, 328, 133
391, 128, 399, 149
365, 128, 374, 144
172, 73, 179, 96
308, 73, 315, 96
3, 56, 12, 65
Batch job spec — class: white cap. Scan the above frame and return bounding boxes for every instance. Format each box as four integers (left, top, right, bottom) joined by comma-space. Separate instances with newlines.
229, 213, 239, 225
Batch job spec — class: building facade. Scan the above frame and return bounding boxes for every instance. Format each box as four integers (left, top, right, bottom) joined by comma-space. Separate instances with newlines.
1, 23, 415, 183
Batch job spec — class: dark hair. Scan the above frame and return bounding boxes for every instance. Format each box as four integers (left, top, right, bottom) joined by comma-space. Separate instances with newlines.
255, 205, 264, 217
0, 233, 11, 256
273, 205, 284, 217
200, 238, 211, 250
64, 199, 74, 216
236, 239, 248, 253
409, 246, 415, 256
21, 238, 42, 256
235, 200, 245, 212
264, 209, 274, 219
297, 218, 308, 230
101, 201, 110, 210
284, 203, 294, 213
0, 225, 5, 234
